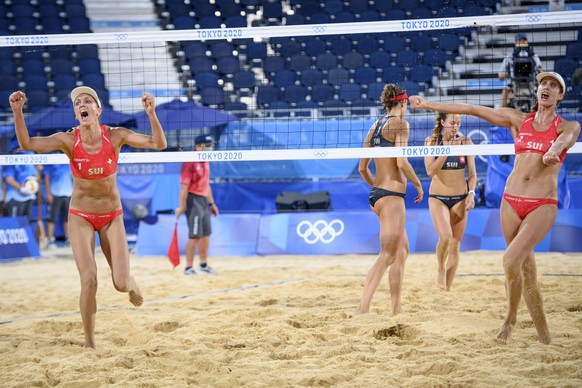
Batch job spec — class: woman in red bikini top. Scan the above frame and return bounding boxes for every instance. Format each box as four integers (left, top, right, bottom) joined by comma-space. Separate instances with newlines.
409, 72, 580, 346
9, 86, 167, 348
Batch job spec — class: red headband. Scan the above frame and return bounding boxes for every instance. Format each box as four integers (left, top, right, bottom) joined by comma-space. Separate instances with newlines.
389, 92, 408, 101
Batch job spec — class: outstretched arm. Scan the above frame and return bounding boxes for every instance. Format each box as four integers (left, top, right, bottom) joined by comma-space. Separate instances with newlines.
543, 119, 581, 165
409, 95, 524, 137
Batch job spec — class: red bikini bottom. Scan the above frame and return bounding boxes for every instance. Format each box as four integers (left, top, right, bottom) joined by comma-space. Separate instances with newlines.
68, 208, 124, 231
502, 193, 558, 220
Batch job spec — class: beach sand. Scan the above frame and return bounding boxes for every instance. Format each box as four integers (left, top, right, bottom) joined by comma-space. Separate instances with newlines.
0, 249, 581, 387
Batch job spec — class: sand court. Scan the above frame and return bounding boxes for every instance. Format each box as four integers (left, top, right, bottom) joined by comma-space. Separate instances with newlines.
0, 250, 581, 387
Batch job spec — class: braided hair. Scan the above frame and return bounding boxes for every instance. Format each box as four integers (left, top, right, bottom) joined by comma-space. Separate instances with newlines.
427, 112, 449, 146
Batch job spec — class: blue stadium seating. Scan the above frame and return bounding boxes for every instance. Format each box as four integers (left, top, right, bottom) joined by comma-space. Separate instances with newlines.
327, 67, 350, 87
195, 71, 220, 88
316, 53, 338, 71
359, 10, 380, 22
369, 51, 391, 70
189, 56, 214, 73
353, 67, 377, 86
311, 84, 334, 103
283, 84, 307, 105
339, 83, 362, 102
304, 39, 326, 58
289, 54, 312, 71
329, 38, 353, 56
257, 85, 279, 107
216, 56, 241, 76
200, 86, 225, 106
342, 52, 364, 70
333, 11, 356, 23
52, 74, 78, 91
182, 41, 207, 58
324, 0, 344, 15
263, 56, 286, 76
300, 68, 324, 87
357, 36, 379, 56
273, 69, 297, 88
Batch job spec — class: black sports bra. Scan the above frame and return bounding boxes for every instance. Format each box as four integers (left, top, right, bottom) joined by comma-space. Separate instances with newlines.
370, 115, 396, 147
435, 135, 466, 170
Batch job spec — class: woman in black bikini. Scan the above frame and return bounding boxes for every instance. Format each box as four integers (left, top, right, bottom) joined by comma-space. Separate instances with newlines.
424, 113, 476, 291
353, 83, 423, 317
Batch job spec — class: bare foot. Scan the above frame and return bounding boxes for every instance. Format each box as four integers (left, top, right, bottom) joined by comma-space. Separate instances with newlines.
391, 306, 401, 316
495, 321, 514, 344
437, 270, 446, 290
538, 333, 552, 345
352, 305, 369, 317
128, 277, 143, 307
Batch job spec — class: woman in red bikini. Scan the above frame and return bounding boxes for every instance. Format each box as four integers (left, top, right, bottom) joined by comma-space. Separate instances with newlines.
409, 72, 580, 345
353, 83, 424, 317
9, 86, 167, 348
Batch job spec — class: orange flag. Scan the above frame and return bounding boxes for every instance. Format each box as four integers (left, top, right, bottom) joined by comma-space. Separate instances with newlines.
167, 222, 180, 268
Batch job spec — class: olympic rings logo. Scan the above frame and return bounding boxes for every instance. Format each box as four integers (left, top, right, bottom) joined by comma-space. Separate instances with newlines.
526, 15, 541, 22
313, 150, 328, 158
296, 219, 344, 244
312, 26, 327, 34
115, 34, 128, 41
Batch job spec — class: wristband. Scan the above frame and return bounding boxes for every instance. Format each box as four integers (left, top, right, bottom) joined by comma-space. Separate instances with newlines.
468, 190, 475, 196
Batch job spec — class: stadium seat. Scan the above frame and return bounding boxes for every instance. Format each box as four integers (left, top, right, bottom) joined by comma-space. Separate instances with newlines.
316, 53, 338, 71
384, 36, 406, 53
367, 82, 385, 101
194, 71, 220, 88
409, 7, 433, 19
382, 65, 405, 83
327, 67, 350, 87
50, 58, 75, 75
395, 50, 419, 68
311, 84, 334, 103
200, 86, 225, 106
256, 85, 279, 107
41, 17, 65, 34
189, 56, 214, 73
307, 12, 330, 24
354, 67, 377, 86
289, 54, 312, 71
553, 58, 579, 79
399, 0, 421, 13
385, 9, 405, 21
273, 69, 297, 88
67, 17, 91, 33
199, 16, 222, 29
52, 73, 78, 91
0, 76, 19, 91
436, 7, 459, 17
339, 83, 362, 102
324, 0, 344, 15
400, 80, 422, 96
13, 17, 40, 35
0, 47, 14, 61
209, 42, 234, 59
284, 13, 305, 25
267, 100, 290, 118
283, 84, 307, 105
192, 3, 217, 18
300, 68, 324, 87
76, 45, 99, 60
304, 39, 326, 58
295, 0, 321, 15
167, 3, 191, 17
342, 52, 364, 70
224, 15, 246, 28
359, 10, 380, 22
370, 0, 393, 15
218, 2, 243, 18
0, 59, 16, 75
172, 16, 196, 30
410, 34, 433, 52
436, 33, 463, 53
423, 48, 448, 68
245, 42, 268, 61
263, 56, 286, 76
566, 42, 582, 61
462, 4, 489, 16
64, 3, 86, 18
321, 99, 348, 116
25, 90, 52, 112
409, 65, 434, 84
329, 38, 353, 56
369, 51, 391, 70
232, 70, 256, 90
11, 4, 35, 18
182, 41, 208, 58
277, 40, 302, 58
357, 36, 379, 56
333, 11, 356, 23
349, 0, 369, 14
48, 45, 74, 61
38, 4, 61, 18
216, 56, 240, 76
263, 1, 283, 21
224, 101, 248, 118
77, 58, 102, 74
80, 73, 106, 90
19, 59, 45, 75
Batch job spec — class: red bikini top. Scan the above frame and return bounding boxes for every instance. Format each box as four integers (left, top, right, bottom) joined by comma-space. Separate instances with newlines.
70, 125, 118, 179
514, 112, 567, 163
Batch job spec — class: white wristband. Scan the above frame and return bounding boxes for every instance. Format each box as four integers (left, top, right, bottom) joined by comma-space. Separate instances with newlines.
468, 190, 475, 196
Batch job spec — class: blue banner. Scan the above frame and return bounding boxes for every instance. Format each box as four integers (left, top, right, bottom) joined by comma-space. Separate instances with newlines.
0, 217, 40, 261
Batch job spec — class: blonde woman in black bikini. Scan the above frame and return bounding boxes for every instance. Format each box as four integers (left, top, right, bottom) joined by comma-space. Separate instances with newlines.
424, 113, 476, 291
353, 83, 423, 317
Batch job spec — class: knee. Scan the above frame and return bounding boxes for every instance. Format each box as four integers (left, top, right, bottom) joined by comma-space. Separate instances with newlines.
502, 255, 522, 278
80, 272, 98, 293
449, 238, 461, 252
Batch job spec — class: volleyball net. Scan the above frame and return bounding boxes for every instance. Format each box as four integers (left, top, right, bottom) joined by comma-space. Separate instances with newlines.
1, 10, 582, 171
